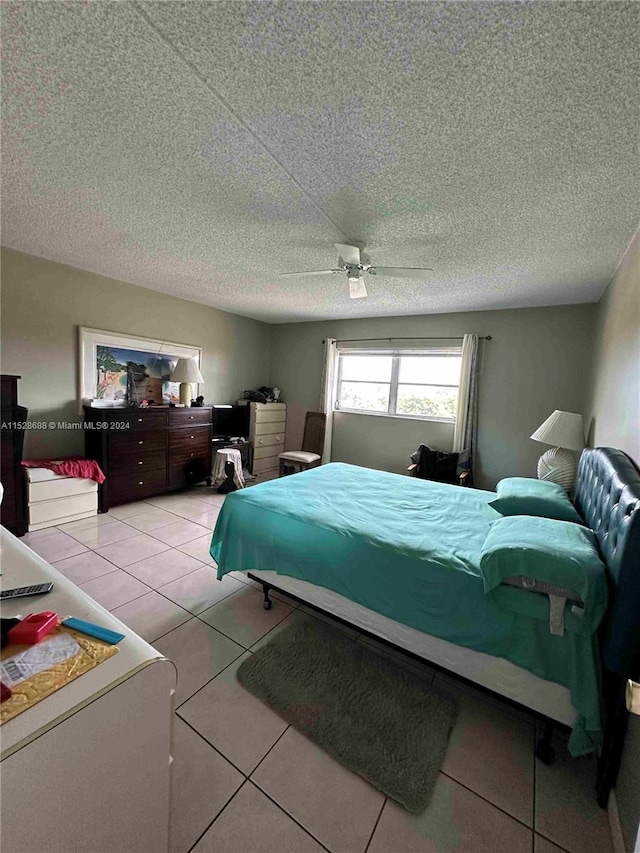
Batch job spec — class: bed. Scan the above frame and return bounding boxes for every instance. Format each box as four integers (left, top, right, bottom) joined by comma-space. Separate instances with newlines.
211, 447, 640, 805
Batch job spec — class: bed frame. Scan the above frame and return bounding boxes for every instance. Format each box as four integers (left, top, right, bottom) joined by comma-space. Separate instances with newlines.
251, 447, 640, 807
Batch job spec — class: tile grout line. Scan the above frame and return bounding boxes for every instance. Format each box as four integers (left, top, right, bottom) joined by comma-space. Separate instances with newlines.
247, 725, 291, 779
116, 548, 211, 589
440, 770, 535, 835
174, 647, 250, 713
248, 781, 334, 853
83, 581, 154, 612
178, 716, 249, 779
535, 831, 572, 853
363, 797, 387, 853
185, 778, 251, 853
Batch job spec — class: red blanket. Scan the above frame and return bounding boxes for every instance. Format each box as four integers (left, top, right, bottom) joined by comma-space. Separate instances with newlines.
22, 457, 106, 484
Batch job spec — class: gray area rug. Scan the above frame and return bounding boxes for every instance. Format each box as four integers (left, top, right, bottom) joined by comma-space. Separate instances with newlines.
238, 618, 458, 813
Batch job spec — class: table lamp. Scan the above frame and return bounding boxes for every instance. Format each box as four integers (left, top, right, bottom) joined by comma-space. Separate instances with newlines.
170, 357, 204, 407
530, 410, 585, 491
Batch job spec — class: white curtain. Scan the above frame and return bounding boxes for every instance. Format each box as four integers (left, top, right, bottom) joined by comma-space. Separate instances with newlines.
453, 333, 479, 458
319, 338, 338, 463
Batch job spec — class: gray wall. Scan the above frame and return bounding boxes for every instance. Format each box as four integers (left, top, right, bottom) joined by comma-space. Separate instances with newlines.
586, 230, 640, 853
0, 248, 271, 457
587, 231, 640, 461
269, 303, 596, 490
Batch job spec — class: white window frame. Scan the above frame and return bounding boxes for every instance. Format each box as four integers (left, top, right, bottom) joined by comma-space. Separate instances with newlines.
334, 347, 462, 423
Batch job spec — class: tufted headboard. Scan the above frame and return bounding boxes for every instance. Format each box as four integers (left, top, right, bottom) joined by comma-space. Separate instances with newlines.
574, 448, 640, 679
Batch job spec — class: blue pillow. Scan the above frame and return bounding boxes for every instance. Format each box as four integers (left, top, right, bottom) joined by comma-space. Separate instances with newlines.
479, 515, 607, 635
489, 477, 582, 524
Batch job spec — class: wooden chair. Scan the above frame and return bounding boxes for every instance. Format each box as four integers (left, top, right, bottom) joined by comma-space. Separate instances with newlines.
279, 412, 326, 477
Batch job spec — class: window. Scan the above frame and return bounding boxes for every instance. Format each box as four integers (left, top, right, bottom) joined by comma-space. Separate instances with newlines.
335, 349, 462, 421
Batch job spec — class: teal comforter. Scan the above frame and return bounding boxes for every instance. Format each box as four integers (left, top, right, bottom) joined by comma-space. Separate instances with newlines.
211, 463, 602, 754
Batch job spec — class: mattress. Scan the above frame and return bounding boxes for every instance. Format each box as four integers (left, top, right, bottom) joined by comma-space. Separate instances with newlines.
212, 463, 603, 754
247, 569, 577, 726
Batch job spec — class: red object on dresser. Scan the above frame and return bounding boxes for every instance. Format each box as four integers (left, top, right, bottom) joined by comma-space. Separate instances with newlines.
22, 457, 106, 484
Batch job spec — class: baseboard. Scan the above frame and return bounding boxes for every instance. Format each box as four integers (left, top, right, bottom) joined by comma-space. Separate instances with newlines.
609, 788, 627, 853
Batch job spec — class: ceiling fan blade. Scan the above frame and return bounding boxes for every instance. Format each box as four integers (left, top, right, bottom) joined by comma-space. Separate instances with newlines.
280, 269, 341, 277
335, 243, 361, 266
367, 266, 433, 279
348, 276, 368, 299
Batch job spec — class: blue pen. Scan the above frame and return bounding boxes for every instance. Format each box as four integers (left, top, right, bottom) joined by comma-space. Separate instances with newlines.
62, 617, 125, 645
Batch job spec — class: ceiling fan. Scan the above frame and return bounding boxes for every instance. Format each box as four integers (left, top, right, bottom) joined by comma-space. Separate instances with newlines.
280, 243, 433, 299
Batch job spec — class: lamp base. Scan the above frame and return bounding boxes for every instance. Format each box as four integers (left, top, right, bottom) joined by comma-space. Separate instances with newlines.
179, 383, 192, 407
537, 447, 577, 492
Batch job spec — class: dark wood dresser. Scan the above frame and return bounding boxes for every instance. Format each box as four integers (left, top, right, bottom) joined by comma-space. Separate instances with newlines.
84, 406, 212, 510
0, 375, 28, 536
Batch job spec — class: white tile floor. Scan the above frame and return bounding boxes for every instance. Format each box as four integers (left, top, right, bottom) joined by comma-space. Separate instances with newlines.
21, 486, 614, 853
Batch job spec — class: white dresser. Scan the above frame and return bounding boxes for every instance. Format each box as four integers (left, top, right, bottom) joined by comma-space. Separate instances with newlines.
25, 466, 98, 531
247, 402, 287, 483
0, 528, 176, 852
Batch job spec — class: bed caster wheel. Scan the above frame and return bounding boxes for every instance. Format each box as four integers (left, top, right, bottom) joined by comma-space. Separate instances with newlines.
535, 740, 555, 765
263, 599, 272, 610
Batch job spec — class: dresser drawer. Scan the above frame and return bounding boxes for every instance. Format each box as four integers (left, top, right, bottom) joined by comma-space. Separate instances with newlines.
252, 419, 286, 438
168, 408, 211, 428
169, 446, 210, 470
169, 427, 210, 453
252, 404, 287, 424
109, 431, 167, 456
28, 477, 97, 503
101, 410, 168, 431
29, 493, 98, 526
168, 458, 210, 488
253, 432, 285, 447
108, 468, 168, 504
253, 443, 284, 461
253, 455, 280, 474
109, 450, 167, 476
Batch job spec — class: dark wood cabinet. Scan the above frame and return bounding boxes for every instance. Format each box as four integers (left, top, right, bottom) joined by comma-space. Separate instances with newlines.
0, 375, 27, 536
84, 406, 212, 510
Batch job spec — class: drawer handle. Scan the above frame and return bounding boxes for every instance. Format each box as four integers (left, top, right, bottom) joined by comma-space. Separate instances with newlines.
138, 440, 144, 445
138, 481, 144, 485
190, 435, 194, 439
138, 461, 143, 465
189, 415, 194, 420
137, 418, 143, 423
190, 452, 194, 457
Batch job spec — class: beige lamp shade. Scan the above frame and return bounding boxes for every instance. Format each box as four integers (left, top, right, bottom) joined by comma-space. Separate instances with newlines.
170, 358, 204, 384
170, 358, 204, 406
531, 410, 584, 491
530, 410, 585, 452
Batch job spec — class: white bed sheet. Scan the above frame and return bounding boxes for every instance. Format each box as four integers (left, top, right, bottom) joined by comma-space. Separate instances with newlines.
249, 569, 577, 726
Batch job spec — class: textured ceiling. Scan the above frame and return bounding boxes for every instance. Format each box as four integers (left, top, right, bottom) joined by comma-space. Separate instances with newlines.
1, 1, 638, 323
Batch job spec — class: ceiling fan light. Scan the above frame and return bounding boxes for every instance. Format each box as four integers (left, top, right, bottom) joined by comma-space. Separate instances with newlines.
348, 277, 368, 299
